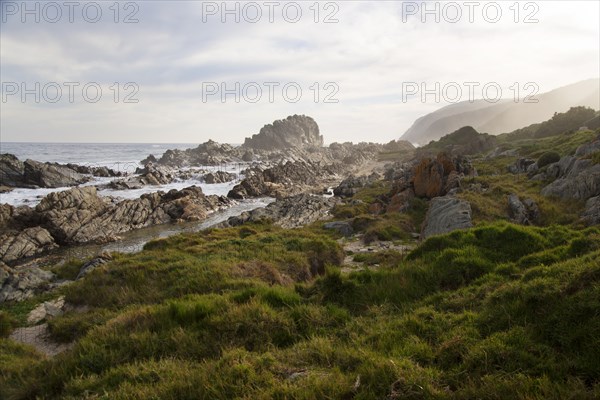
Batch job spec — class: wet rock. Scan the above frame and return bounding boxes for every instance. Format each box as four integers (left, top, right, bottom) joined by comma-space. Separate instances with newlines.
23, 159, 89, 188
0, 154, 25, 187
323, 221, 354, 237
0, 227, 58, 263
582, 196, 600, 226
243, 115, 323, 151
109, 162, 175, 190
421, 197, 472, 239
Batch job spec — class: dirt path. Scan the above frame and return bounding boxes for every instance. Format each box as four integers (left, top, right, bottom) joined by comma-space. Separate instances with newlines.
9, 324, 73, 357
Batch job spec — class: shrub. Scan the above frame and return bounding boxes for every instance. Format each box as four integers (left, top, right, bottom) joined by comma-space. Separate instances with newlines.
537, 151, 561, 168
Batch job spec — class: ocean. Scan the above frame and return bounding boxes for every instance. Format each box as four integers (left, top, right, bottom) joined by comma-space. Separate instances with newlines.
0, 142, 245, 206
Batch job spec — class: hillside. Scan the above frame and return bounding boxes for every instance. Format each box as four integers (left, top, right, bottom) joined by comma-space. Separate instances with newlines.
402, 78, 600, 145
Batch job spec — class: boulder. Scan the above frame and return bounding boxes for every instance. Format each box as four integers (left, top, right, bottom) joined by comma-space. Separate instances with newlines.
77, 252, 112, 279
27, 296, 65, 325
323, 221, 354, 237
508, 194, 539, 225
333, 174, 380, 198
421, 197, 473, 239
582, 196, 600, 226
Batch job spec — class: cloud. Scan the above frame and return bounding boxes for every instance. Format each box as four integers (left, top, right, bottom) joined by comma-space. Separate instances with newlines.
1, 0, 598, 144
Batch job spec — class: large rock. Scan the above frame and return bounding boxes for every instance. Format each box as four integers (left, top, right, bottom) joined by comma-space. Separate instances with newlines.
412, 153, 473, 199
108, 163, 175, 190
0, 227, 58, 263
0, 154, 25, 187
243, 115, 323, 151
582, 196, 600, 226
23, 159, 89, 188
421, 197, 473, 239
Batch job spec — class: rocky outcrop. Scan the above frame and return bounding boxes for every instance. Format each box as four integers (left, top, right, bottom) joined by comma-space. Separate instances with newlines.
508, 158, 536, 174
582, 196, 600, 226
203, 171, 236, 184
221, 194, 338, 229
508, 194, 539, 225
108, 163, 175, 190
1, 186, 234, 263
77, 252, 112, 279
0, 154, 25, 187
228, 161, 340, 199
412, 153, 474, 199
333, 174, 380, 198
0, 227, 58, 263
0, 261, 56, 302
541, 160, 600, 200
154, 140, 241, 167
23, 159, 89, 188
421, 197, 473, 239
243, 115, 323, 151
575, 134, 600, 157
0, 154, 117, 188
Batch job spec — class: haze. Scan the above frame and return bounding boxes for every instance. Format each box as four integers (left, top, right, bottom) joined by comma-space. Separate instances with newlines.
1, 1, 599, 144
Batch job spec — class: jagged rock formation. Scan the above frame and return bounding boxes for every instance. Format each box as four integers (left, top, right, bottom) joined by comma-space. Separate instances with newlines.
228, 161, 342, 199
0, 227, 58, 263
333, 174, 380, 198
1, 155, 89, 188
540, 159, 600, 200
0, 261, 57, 302
220, 193, 338, 229
243, 115, 323, 151
0, 186, 233, 263
107, 163, 175, 190
421, 197, 473, 239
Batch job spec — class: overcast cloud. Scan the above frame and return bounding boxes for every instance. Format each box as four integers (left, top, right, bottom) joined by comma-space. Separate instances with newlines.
1, 0, 599, 144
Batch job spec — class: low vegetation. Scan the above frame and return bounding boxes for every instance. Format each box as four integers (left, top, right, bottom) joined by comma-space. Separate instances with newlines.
1, 218, 599, 399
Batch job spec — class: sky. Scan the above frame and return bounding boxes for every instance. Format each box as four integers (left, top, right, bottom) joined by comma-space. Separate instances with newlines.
0, 0, 599, 144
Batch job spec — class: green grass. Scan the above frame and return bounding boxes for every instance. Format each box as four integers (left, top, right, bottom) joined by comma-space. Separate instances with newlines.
1, 222, 599, 399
